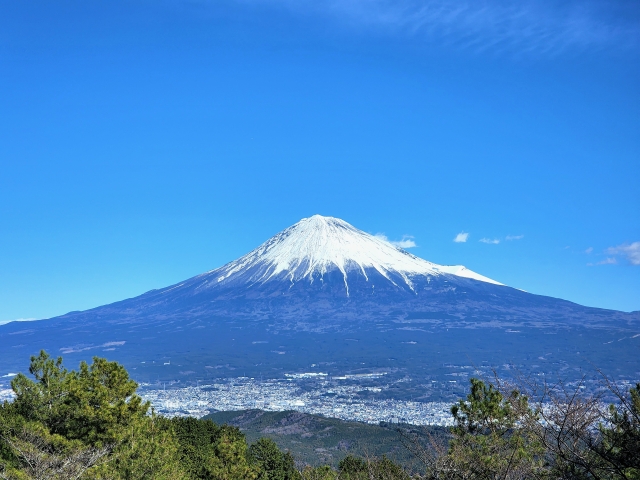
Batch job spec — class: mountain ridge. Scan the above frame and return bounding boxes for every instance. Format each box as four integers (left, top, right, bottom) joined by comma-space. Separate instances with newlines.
41, 215, 639, 331
0, 215, 637, 396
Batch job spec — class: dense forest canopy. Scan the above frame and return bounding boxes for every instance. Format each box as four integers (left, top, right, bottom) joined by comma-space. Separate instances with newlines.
0, 352, 638, 479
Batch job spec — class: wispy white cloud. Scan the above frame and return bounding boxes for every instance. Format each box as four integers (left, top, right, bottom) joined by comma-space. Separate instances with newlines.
0, 318, 37, 326
506, 234, 524, 241
392, 236, 417, 249
599, 257, 618, 265
453, 231, 469, 243
60, 341, 126, 355
375, 233, 417, 249
588, 257, 617, 266
606, 241, 640, 266
480, 237, 500, 244
237, 0, 640, 55
585, 247, 593, 254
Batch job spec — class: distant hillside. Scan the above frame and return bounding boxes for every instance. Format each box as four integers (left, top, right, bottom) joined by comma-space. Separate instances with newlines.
204, 409, 449, 470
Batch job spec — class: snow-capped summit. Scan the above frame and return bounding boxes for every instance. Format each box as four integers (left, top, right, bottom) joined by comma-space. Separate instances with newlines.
5, 217, 637, 394
207, 215, 502, 294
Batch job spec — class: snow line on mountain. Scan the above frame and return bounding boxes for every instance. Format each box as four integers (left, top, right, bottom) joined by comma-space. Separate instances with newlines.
209, 215, 503, 293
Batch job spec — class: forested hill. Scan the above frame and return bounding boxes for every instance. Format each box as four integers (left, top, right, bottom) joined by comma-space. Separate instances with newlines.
204, 409, 448, 469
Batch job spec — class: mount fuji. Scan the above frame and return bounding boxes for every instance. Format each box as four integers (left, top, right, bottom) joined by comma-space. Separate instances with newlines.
207, 214, 503, 292
1, 215, 638, 399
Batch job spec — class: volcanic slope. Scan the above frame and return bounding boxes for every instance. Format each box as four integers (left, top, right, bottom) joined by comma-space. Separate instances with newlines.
44, 215, 635, 329
0, 215, 638, 394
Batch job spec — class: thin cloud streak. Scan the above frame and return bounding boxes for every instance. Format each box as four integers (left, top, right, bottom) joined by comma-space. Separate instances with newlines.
480, 237, 500, 244
588, 257, 617, 266
599, 257, 618, 265
60, 341, 126, 355
0, 317, 38, 326
238, 0, 640, 55
506, 234, 524, 241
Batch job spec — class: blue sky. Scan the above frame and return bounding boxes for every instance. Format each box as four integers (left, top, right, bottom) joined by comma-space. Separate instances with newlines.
1, 0, 639, 321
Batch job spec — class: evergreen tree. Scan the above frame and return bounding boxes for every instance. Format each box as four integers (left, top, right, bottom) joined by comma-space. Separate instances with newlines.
597, 383, 640, 478
426, 378, 545, 479
89, 412, 187, 480
338, 455, 367, 478
10, 351, 148, 446
249, 437, 300, 480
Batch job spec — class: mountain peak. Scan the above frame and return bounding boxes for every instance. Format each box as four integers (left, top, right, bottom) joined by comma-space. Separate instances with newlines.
292, 214, 353, 232
306, 214, 340, 222
210, 216, 503, 294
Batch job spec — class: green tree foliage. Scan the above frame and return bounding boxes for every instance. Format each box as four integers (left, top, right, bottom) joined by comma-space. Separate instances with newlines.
170, 416, 225, 478
1, 352, 264, 479
249, 437, 299, 480
368, 456, 410, 480
10, 351, 148, 446
421, 377, 640, 480
3, 351, 637, 480
1, 352, 411, 480
0, 402, 26, 474
89, 413, 187, 480
300, 455, 409, 480
338, 455, 367, 478
425, 378, 545, 479
169, 416, 261, 479
446, 378, 545, 479
1, 352, 185, 479
9, 352, 68, 425
205, 426, 260, 480
300, 465, 335, 480
596, 383, 640, 478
